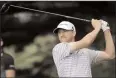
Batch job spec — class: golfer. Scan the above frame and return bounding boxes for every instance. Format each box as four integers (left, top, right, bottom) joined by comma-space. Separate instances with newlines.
52, 19, 115, 77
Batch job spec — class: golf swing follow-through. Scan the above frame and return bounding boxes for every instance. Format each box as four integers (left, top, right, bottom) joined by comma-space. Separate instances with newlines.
52, 19, 115, 77
0, 3, 115, 77
0, 3, 90, 22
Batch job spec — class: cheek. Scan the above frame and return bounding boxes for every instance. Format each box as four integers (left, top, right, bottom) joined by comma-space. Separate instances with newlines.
66, 33, 73, 38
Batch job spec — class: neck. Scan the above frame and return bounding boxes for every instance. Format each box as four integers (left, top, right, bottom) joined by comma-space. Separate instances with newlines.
72, 38, 75, 42
68, 38, 75, 42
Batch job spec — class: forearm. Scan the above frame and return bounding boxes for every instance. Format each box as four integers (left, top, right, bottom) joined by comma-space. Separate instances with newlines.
104, 29, 115, 58
69, 19, 102, 51
81, 28, 100, 47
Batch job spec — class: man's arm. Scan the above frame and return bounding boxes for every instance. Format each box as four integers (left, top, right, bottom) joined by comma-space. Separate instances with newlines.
104, 29, 115, 59
91, 20, 115, 63
94, 20, 115, 62
96, 29, 115, 61
69, 19, 101, 51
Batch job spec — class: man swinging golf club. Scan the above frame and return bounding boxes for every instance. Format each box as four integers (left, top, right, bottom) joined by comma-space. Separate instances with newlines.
52, 19, 115, 77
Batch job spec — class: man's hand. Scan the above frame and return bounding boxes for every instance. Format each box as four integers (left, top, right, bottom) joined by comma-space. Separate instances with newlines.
91, 19, 102, 30
100, 20, 110, 32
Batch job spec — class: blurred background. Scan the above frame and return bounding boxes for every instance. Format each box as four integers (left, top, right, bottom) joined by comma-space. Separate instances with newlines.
0, 1, 116, 78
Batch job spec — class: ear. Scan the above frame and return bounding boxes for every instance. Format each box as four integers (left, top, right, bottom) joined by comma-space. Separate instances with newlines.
73, 31, 76, 37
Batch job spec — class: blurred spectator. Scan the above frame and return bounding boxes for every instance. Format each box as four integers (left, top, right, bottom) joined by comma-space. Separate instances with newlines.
0, 38, 15, 78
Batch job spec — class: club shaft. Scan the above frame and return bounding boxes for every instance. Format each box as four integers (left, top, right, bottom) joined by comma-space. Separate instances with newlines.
10, 4, 91, 22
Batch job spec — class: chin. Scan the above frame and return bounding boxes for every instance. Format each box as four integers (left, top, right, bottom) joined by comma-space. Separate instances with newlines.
60, 40, 68, 43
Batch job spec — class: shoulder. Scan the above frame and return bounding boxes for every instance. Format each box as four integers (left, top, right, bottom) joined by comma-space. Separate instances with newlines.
52, 42, 70, 54
53, 42, 69, 50
3, 53, 14, 64
79, 48, 93, 55
4, 53, 14, 60
55, 42, 68, 47
3, 53, 15, 70
80, 48, 90, 52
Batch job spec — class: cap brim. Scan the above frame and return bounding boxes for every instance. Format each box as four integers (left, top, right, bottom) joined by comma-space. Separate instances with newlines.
53, 28, 60, 34
53, 28, 73, 34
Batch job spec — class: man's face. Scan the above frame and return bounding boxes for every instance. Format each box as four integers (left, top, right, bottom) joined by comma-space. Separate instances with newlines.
58, 29, 75, 42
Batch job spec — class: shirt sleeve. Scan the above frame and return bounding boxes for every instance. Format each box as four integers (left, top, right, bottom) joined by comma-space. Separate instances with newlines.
52, 42, 72, 61
87, 49, 102, 64
3, 53, 15, 70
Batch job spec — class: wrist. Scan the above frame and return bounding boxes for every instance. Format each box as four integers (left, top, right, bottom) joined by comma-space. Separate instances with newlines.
102, 26, 110, 32
103, 27, 110, 32
94, 27, 101, 31
100, 20, 110, 32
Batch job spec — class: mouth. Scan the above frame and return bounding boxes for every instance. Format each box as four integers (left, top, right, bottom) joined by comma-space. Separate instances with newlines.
61, 37, 66, 39
60, 37, 67, 41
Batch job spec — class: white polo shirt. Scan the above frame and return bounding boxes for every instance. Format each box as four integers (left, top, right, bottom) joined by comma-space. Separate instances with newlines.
52, 42, 101, 77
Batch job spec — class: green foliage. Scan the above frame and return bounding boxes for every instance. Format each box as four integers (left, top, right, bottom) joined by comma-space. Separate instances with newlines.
4, 34, 57, 69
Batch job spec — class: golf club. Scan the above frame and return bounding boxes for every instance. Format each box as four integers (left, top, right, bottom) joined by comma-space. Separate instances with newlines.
0, 3, 91, 22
